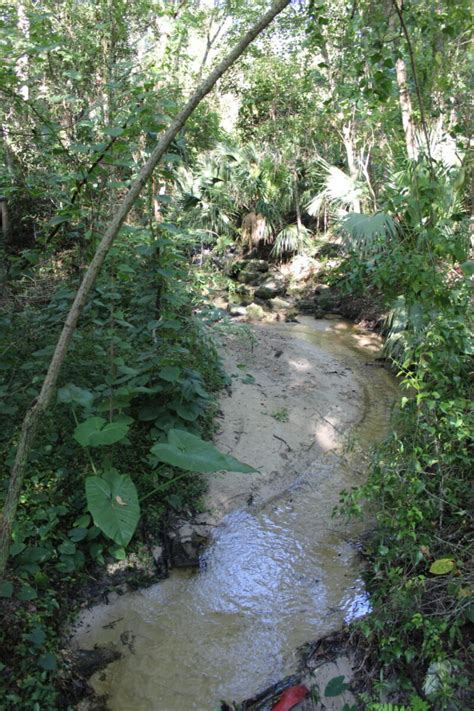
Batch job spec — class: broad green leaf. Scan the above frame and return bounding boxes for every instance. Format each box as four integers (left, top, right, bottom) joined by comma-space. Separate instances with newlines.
150, 429, 256, 473
17, 584, 37, 601
110, 545, 127, 560
461, 260, 474, 276
86, 470, 140, 546
57, 383, 94, 409
324, 675, 350, 697
68, 527, 88, 542
172, 400, 202, 422
104, 126, 124, 137
0, 581, 13, 598
37, 653, 57, 671
9, 541, 26, 556
74, 417, 130, 447
73, 514, 91, 528
74, 417, 107, 446
159, 366, 181, 382
429, 558, 456, 575
58, 541, 76, 556
26, 626, 46, 646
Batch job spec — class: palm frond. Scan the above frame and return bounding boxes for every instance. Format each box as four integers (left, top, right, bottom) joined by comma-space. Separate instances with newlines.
271, 224, 311, 259
306, 158, 364, 218
339, 212, 398, 254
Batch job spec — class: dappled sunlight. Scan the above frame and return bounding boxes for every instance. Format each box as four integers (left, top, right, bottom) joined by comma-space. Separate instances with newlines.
313, 419, 340, 452
287, 356, 313, 372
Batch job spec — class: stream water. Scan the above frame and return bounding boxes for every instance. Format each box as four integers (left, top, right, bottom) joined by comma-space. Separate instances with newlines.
72, 318, 398, 710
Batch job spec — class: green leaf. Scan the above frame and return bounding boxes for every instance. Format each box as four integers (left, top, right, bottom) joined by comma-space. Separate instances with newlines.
9, 541, 26, 556
73, 514, 91, 528
429, 558, 456, 575
110, 545, 127, 560
465, 604, 474, 623
173, 401, 202, 422
57, 383, 94, 409
68, 527, 88, 542
0, 580, 13, 598
150, 429, 256, 473
74, 417, 130, 447
86, 470, 140, 546
104, 126, 124, 137
324, 675, 350, 697
37, 653, 57, 671
58, 541, 76, 556
460, 260, 474, 276
159, 366, 181, 382
48, 214, 70, 226
17, 584, 37, 601
25, 625, 46, 646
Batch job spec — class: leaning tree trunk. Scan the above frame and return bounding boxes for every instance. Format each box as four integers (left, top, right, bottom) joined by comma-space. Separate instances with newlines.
0, 0, 292, 578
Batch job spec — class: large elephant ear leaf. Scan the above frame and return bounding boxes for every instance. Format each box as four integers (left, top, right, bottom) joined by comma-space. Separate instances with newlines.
86, 470, 140, 546
150, 428, 256, 473
74, 417, 130, 447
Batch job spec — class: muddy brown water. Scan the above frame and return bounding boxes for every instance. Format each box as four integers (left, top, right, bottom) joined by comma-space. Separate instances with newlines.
71, 318, 398, 710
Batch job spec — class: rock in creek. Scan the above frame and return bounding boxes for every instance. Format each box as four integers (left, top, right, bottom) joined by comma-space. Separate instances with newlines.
70, 647, 121, 679
229, 258, 269, 276
245, 303, 266, 320
166, 519, 211, 568
254, 276, 287, 299
268, 296, 291, 311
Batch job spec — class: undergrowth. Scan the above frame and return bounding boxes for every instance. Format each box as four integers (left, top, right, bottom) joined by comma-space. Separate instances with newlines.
0, 226, 227, 708
336, 157, 473, 709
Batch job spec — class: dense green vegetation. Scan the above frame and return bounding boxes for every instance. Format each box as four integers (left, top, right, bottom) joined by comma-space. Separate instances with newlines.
0, 0, 472, 708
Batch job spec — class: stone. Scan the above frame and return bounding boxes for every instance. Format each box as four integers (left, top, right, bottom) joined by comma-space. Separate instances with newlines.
268, 296, 291, 311
71, 647, 121, 679
313, 283, 331, 294
229, 306, 247, 317
244, 259, 269, 272
314, 242, 343, 259
245, 303, 265, 320
235, 284, 256, 304
237, 269, 266, 286
166, 520, 211, 568
254, 277, 286, 299
151, 545, 163, 565
314, 285, 340, 312
296, 299, 316, 313
230, 259, 269, 282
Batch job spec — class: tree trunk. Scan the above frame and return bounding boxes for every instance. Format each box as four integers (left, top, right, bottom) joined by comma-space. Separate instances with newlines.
342, 121, 361, 211
0, 0, 291, 579
16, 3, 30, 101
395, 56, 418, 160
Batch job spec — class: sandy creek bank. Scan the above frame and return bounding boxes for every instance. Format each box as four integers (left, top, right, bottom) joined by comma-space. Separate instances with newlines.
71, 316, 398, 710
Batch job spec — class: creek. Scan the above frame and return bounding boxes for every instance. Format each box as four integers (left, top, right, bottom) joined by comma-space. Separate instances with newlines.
71, 317, 398, 710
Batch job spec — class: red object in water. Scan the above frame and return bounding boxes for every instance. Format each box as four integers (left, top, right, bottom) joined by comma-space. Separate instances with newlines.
272, 684, 309, 711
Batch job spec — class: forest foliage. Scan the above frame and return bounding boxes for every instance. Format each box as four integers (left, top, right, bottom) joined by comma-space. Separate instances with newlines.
0, 0, 472, 708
